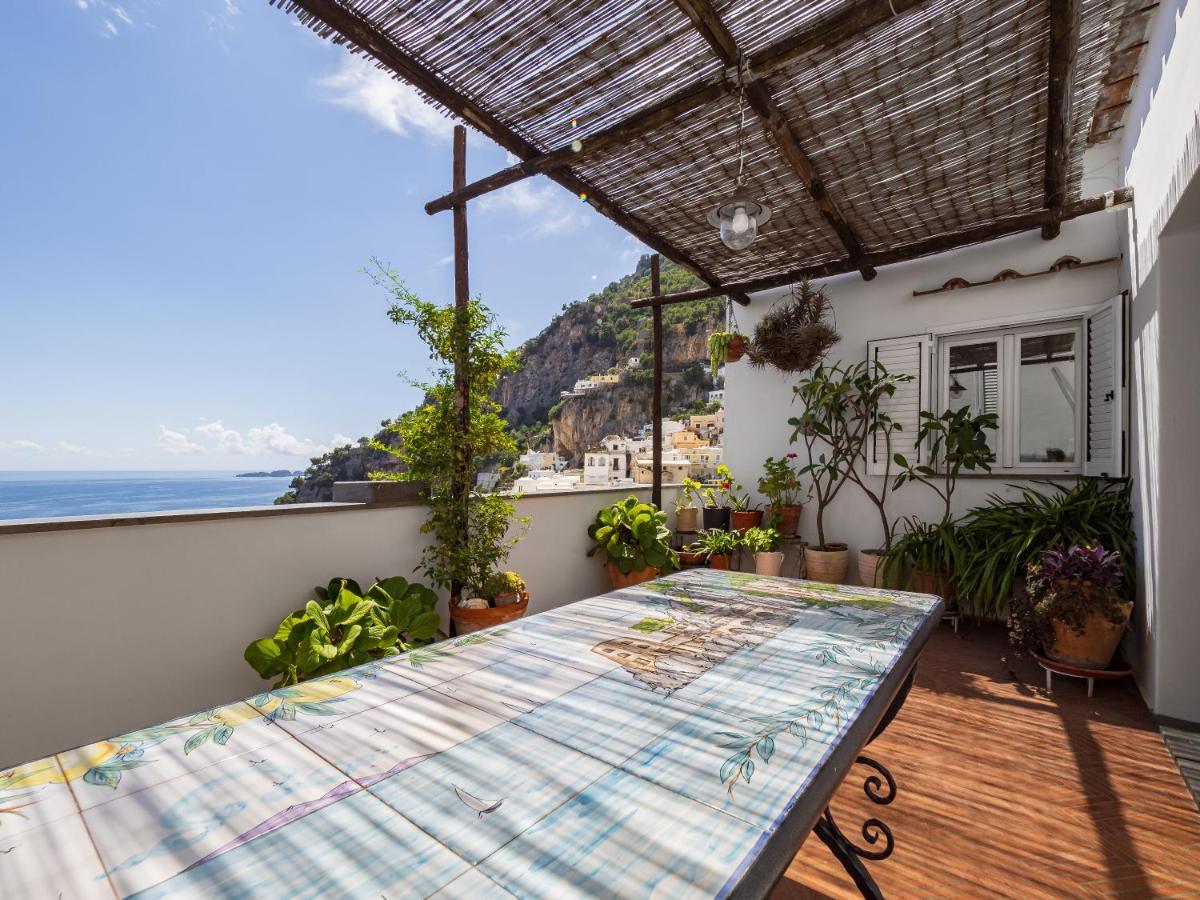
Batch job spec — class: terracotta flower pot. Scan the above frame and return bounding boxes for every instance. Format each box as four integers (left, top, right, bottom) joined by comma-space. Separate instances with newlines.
912, 568, 956, 610
773, 504, 802, 538
708, 553, 732, 570
730, 509, 763, 533
450, 592, 528, 636
678, 549, 706, 568
675, 506, 699, 533
858, 549, 884, 588
755, 551, 785, 576
605, 562, 659, 590
725, 335, 747, 363
804, 543, 849, 583
1048, 602, 1133, 668
702, 506, 731, 531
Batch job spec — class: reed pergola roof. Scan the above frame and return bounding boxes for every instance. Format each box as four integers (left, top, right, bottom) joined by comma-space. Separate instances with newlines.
273, 0, 1150, 301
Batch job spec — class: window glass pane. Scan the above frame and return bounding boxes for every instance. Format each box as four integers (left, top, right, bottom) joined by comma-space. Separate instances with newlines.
947, 341, 999, 459
1019, 332, 1076, 463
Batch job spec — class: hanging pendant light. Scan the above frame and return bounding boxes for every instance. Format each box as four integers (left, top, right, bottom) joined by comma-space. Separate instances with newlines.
708, 65, 772, 251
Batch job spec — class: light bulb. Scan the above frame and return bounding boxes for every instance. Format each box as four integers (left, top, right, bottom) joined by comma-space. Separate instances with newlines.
731, 205, 750, 235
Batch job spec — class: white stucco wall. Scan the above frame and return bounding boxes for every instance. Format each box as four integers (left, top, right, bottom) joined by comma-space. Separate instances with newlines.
724, 196, 1123, 558
0, 485, 676, 767
1119, 0, 1200, 723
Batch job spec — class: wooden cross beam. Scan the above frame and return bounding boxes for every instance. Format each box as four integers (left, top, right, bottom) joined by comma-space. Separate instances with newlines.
1042, 0, 1082, 240
671, 0, 878, 280
630, 188, 1133, 308
281, 0, 741, 302
424, 0, 924, 221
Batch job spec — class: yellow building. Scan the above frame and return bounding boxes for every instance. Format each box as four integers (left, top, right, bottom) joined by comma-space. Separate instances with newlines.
686, 412, 723, 438
670, 429, 706, 450
684, 445, 724, 479
592, 373, 620, 385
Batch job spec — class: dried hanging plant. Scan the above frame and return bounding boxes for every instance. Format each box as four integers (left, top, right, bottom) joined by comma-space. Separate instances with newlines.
748, 279, 840, 374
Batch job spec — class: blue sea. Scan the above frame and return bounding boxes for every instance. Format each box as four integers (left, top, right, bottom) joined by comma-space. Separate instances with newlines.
0, 471, 297, 522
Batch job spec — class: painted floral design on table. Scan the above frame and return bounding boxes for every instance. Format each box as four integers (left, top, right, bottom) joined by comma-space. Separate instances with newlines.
0, 570, 939, 899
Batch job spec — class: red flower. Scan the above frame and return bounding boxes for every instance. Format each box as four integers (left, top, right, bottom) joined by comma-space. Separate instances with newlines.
786, 452, 797, 459
721, 481, 731, 489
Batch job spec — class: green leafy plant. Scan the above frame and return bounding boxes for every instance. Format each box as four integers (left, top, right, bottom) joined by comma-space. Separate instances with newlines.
892, 406, 999, 524
677, 476, 704, 511
702, 463, 736, 509
245, 576, 441, 687
757, 454, 806, 511
743, 526, 782, 554
708, 331, 747, 378
695, 527, 742, 559
365, 261, 528, 602
1008, 543, 1128, 655
882, 516, 963, 588
956, 479, 1134, 618
587, 496, 680, 575
481, 570, 526, 601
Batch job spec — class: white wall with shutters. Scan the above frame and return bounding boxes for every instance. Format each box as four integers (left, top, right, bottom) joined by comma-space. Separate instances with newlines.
1085, 293, 1127, 477
866, 334, 932, 475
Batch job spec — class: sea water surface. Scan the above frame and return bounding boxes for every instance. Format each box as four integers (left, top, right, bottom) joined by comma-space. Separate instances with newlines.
0, 471, 296, 521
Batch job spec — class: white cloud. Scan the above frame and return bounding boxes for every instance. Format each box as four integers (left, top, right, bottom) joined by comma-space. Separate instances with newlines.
55, 441, 94, 455
0, 439, 44, 452
162, 421, 349, 458
317, 55, 455, 141
434, 254, 455, 267
157, 426, 203, 455
479, 179, 589, 237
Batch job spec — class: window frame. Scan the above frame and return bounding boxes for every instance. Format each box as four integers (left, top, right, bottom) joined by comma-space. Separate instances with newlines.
934, 318, 1085, 476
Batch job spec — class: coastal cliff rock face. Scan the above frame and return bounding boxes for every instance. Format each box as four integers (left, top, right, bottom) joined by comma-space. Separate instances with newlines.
280, 256, 723, 502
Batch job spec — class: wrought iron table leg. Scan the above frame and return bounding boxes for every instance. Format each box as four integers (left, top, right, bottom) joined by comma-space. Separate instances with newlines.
816, 665, 913, 898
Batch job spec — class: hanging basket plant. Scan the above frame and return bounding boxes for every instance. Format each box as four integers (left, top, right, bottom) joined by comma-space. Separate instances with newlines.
708, 331, 748, 377
748, 278, 840, 374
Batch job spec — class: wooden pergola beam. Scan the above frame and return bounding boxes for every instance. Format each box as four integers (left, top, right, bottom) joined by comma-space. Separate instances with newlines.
672, 0, 878, 280
630, 188, 1133, 307
425, 0, 924, 224
1042, 0, 1082, 240
281, 0, 739, 301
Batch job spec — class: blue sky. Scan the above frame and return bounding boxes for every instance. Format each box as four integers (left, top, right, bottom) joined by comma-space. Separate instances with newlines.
0, 1, 644, 470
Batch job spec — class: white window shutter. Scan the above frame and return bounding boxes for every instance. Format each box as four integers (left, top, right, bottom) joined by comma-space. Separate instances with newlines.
866, 334, 933, 476
1084, 294, 1127, 478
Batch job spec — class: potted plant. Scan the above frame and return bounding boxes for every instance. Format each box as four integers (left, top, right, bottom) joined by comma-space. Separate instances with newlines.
956, 479, 1134, 618
708, 331, 748, 378
790, 363, 860, 582
695, 527, 741, 570
453, 570, 529, 635
701, 464, 734, 531
366, 262, 529, 629
728, 471, 763, 533
744, 526, 784, 576
838, 360, 913, 586
746, 279, 841, 374
587, 495, 680, 588
245, 576, 442, 687
678, 541, 708, 568
1009, 543, 1132, 668
758, 454, 805, 538
886, 405, 998, 604
675, 476, 703, 533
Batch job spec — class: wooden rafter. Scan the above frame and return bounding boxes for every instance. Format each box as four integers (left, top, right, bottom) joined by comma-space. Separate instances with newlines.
425, 0, 924, 223
1042, 0, 1082, 239
630, 188, 1133, 308
279, 0, 746, 303
671, 0, 878, 280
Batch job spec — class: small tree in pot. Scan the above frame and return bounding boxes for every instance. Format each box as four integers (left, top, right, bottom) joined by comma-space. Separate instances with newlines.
701, 464, 734, 531
884, 405, 997, 604
1009, 543, 1131, 668
675, 476, 704, 533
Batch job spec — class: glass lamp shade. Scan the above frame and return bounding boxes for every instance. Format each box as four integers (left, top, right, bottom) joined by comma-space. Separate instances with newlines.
706, 196, 772, 251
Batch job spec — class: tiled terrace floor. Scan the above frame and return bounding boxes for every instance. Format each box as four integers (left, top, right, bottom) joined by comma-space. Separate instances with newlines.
773, 624, 1200, 898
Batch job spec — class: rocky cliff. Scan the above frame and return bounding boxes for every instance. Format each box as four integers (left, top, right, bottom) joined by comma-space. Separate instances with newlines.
278, 256, 723, 502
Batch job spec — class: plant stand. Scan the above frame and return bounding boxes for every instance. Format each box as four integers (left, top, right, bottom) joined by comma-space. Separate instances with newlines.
782, 536, 807, 578
1031, 651, 1134, 698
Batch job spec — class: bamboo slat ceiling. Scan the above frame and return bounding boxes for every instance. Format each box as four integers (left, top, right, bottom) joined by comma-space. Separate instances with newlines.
274, 0, 1143, 294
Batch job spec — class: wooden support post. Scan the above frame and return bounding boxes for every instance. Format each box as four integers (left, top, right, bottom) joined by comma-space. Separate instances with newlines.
651, 254, 664, 511
451, 124, 470, 605
1042, 0, 1081, 239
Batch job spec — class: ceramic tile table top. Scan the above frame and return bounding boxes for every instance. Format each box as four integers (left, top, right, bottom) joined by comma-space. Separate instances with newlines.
0, 569, 943, 899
